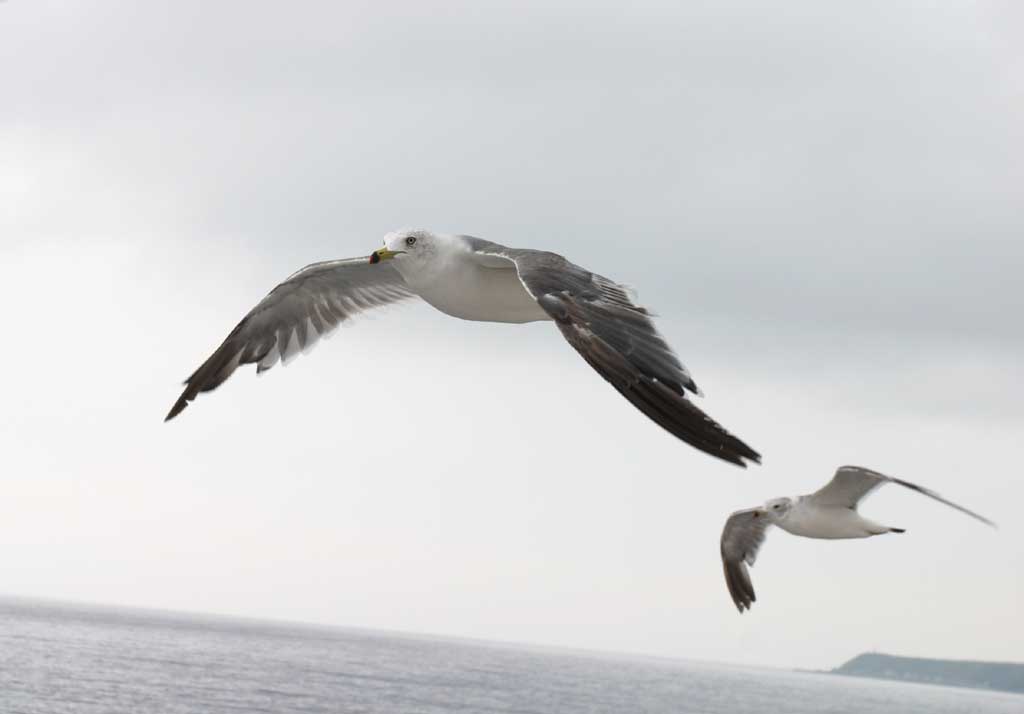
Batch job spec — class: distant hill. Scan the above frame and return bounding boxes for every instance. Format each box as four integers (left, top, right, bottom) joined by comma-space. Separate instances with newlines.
831, 653, 1024, 694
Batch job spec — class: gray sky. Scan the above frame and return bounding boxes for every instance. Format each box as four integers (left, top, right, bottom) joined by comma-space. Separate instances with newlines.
1, 0, 1022, 669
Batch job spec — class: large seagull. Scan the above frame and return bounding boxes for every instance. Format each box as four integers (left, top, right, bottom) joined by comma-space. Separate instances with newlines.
166, 229, 759, 466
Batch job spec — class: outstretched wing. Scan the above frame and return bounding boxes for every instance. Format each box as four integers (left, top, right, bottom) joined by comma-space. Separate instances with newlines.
807, 466, 889, 508
720, 508, 771, 612
808, 465, 995, 526
166, 258, 417, 420
464, 238, 760, 467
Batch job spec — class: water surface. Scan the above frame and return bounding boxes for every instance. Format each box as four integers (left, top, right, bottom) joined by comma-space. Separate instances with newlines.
0, 598, 1018, 713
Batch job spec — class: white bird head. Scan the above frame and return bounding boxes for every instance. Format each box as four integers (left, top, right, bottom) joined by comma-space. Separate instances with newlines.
763, 497, 794, 521
370, 229, 446, 268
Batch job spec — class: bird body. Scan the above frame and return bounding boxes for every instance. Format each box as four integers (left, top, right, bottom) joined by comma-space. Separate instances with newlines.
395, 241, 550, 324
778, 498, 893, 539
166, 229, 759, 466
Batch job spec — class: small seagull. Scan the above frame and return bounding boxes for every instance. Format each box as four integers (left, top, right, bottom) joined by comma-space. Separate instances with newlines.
165, 229, 760, 466
720, 465, 995, 612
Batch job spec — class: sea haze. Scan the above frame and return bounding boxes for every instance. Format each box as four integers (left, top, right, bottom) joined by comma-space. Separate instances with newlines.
0, 598, 1019, 714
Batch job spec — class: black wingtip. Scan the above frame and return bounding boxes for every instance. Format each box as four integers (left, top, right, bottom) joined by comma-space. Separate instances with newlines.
726, 454, 752, 469
889, 527, 906, 534
697, 438, 761, 469
614, 379, 761, 468
737, 450, 762, 469
164, 395, 189, 422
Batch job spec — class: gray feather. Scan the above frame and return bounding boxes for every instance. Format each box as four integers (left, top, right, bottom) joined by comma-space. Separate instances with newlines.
166, 257, 416, 421
463, 236, 760, 467
809, 465, 995, 527
720, 508, 772, 612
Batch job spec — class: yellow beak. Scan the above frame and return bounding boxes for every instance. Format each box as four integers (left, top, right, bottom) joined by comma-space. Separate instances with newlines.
369, 248, 403, 264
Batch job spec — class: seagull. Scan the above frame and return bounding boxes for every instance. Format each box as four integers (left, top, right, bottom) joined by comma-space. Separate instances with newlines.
165, 229, 760, 466
720, 465, 995, 612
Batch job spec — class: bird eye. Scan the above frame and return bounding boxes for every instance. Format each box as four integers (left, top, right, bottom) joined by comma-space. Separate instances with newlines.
405, 236, 417, 247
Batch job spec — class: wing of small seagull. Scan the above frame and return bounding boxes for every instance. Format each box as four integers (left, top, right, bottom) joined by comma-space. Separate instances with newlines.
165, 258, 417, 421
807, 465, 995, 526
720, 508, 772, 612
464, 238, 760, 467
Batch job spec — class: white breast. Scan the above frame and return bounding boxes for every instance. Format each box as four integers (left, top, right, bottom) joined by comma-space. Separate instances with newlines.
777, 502, 879, 540
408, 253, 551, 324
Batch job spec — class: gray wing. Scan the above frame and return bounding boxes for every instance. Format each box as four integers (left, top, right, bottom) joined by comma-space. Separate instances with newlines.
464, 237, 760, 467
807, 466, 889, 508
808, 465, 995, 526
720, 508, 771, 613
165, 258, 417, 420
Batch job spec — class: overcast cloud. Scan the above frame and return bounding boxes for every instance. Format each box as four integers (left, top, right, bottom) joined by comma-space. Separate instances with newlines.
1, 0, 1022, 669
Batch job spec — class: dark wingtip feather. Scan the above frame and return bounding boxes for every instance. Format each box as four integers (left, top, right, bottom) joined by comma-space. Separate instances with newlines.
163, 332, 248, 422
722, 560, 756, 613
164, 391, 191, 421
626, 381, 761, 467
540, 288, 761, 467
889, 476, 997, 528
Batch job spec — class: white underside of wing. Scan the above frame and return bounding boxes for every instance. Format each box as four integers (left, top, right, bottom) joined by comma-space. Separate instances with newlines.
256, 282, 410, 374
254, 315, 330, 373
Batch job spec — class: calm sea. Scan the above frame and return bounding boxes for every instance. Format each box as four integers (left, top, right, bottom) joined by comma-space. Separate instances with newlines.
0, 598, 1018, 714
